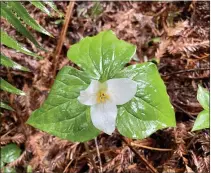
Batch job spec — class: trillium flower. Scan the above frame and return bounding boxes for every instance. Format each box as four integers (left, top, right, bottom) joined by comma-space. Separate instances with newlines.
78, 78, 137, 135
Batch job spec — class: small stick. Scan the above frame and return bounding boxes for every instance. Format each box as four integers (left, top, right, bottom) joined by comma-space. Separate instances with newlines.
94, 138, 103, 173
84, 142, 99, 173
153, 6, 167, 17
120, 136, 158, 173
187, 131, 200, 149
162, 68, 210, 77
172, 103, 196, 119
78, 148, 116, 160
1, 127, 16, 138
52, 1, 75, 81
131, 142, 172, 151
63, 159, 73, 173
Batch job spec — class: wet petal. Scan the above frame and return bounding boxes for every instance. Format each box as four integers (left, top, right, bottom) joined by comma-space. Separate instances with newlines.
91, 101, 117, 135
78, 80, 99, 105
106, 78, 137, 105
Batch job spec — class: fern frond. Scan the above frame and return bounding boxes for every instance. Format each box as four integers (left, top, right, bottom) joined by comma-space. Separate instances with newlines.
0, 102, 14, 111
1, 2, 42, 49
0, 1, 62, 112
1, 54, 30, 72
167, 20, 189, 36
30, 1, 51, 16
0, 134, 25, 145
1, 29, 42, 59
155, 39, 170, 61
168, 40, 209, 55
7, 151, 28, 167
7, 2, 52, 37
0, 78, 25, 95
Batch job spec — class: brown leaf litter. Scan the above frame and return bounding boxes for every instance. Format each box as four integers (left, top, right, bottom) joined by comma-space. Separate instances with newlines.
0, 1, 209, 173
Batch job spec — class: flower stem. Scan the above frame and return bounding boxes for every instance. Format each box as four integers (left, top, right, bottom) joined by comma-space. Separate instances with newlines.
95, 138, 103, 173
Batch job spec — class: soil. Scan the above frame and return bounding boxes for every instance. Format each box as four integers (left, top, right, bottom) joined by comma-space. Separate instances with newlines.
0, 1, 210, 173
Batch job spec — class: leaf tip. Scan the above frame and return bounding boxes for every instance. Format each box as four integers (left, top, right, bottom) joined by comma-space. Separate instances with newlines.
20, 92, 26, 96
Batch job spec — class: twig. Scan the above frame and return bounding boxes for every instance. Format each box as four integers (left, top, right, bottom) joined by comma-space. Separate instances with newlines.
131, 142, 173, 151
161, 11, 168, 34
7, 150, 27, 167
95, 138, 103, 173
187, 131, 200, 149
153, 6, 167, 17
120, 136, 158, 173
84, 142, 99, 173
172, 103, 196, 119
63, 159, 74, 173
78, 148, 116, 160
64, 143, 79, 173
1, 127, 16, 138
162, 68, 210, 77
52, 1, 75, 82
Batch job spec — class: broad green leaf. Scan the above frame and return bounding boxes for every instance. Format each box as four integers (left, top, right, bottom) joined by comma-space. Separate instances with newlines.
114, 62, 176, 139
44, 1, 64, 17
1, 54, 30, 72
1, 29, 42, 59
67, 30, 136, 82
197, 85, 209, 111
7, 2, 52, 37
27, 66, 100, 142
31, 2, 51, 16
0, 102, 14, 111
1, 144, 21, 168
0, 78, 25, 96
1, 2, 41, 49
192, 110, 209, 131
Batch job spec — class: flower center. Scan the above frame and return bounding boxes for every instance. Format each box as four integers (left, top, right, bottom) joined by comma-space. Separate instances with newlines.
97, 90, 110, 103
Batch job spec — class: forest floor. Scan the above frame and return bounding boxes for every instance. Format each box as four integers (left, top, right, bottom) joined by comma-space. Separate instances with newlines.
1, 1, 210, 173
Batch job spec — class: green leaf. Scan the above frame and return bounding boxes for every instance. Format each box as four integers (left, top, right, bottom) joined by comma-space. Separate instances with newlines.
1, 143, 21, 168
114, 62, 176, 139
3, 167, 16, 173
192, 110, 209, 131
31, 2, 51, 16
67, 30, 136, 82
0, 102, 14, 111
1, 29, 42, 59
27, 66, 100, 142
1, 2, 41, 49
1, 54, 30, 72
192, 85, 210, 131
27, 165, 33, 173
7, 2, 52, 37
197, 85, 209, 111
44, 1, 64, 17
0, 78, 25, 96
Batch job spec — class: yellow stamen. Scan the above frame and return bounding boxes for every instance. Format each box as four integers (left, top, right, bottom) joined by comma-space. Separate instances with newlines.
97, 90, 110, 103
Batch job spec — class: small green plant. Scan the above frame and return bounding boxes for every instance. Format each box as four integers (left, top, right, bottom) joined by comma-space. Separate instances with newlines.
27, 30, 176, 142
192, 85, 210, 131
1, 144, 21, 173
90, 2, 103, 18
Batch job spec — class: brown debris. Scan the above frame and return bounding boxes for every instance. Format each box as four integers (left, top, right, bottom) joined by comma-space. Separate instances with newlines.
0, 1, 209, 173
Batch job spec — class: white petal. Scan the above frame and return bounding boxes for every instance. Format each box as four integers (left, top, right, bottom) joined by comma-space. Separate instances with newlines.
106, 78, 137, 105
91, 101, 117, 135
77, 80, 99, 105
